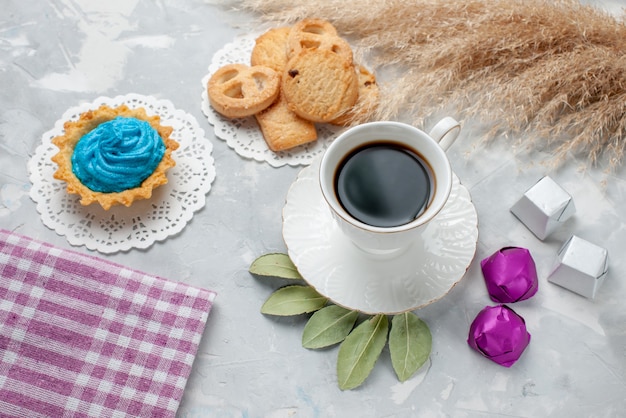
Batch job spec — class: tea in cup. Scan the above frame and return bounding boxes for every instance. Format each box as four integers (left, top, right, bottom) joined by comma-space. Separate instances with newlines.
319, 118, 460, 255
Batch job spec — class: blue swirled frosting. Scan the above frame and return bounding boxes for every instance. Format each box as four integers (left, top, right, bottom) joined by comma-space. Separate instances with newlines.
71, 116, 166, 193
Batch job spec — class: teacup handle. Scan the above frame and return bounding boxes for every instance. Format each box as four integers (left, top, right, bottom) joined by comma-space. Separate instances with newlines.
428, 117, 461, 151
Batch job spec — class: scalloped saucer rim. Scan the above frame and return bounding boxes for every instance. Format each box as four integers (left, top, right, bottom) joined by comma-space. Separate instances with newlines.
282, 158, 479, 314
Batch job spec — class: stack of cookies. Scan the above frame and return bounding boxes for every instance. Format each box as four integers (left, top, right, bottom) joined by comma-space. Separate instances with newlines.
207, 18, 379, 152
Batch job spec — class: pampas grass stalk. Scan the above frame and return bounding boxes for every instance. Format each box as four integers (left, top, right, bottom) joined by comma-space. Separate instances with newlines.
236, 0, 626, 169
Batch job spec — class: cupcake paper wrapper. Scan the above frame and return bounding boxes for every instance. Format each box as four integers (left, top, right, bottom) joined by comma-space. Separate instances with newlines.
0, 229, 216, 417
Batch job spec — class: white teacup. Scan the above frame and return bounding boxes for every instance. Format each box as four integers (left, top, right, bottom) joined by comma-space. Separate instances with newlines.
319, 118, 460, 256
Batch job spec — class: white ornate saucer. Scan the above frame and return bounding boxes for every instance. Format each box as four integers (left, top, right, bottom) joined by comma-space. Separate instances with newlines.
282, 158, 478, 314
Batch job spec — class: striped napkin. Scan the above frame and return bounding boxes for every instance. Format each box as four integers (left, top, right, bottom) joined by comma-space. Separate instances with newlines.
0, 229, 216, 417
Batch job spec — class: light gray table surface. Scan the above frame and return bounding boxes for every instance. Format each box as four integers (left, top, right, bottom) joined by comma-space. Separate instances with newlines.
1, 1, 625, 417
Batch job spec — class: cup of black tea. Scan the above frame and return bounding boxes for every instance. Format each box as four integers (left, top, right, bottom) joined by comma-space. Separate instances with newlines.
319, 118, 460, 256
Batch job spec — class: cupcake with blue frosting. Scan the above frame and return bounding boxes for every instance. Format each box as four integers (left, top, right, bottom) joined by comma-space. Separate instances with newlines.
51, 104, 179, 210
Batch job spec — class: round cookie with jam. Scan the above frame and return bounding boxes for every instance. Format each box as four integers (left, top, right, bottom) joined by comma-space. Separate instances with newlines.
51, 104, 179, 210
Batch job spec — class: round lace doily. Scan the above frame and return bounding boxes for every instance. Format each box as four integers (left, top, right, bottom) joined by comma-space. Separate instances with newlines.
28, 94, 216, 253
201, 33, 344, 167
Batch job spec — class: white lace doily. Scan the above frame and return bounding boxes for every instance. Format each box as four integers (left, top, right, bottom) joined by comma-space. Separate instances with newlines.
28, 93, 216, 254
201, 33, 344, 167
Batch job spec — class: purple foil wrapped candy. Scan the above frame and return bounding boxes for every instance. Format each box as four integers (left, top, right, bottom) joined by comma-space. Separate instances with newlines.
480, 247, 538, 303
467, 305, 531, 367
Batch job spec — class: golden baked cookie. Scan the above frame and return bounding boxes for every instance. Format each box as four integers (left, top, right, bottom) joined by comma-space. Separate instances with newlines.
251, 27, 291, 73
331, 65, 380, 126
287, 18, 353, 62
208, 64, 280, 118
51, 104, 179, 210
282, 48, 359, 123
255, 92, 318, 152
250, 25, 318, 151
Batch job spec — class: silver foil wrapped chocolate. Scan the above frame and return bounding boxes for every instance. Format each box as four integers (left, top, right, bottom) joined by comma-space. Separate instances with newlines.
510, 176, 576, 240
547, 235, 609, 298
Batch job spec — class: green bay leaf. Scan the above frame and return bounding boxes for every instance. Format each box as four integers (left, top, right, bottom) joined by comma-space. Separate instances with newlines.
389, 312, 432, 382
261, 285, 328, 316
337, 314, 388, 390
302, 305, 359, 349
249, 253, 302, 280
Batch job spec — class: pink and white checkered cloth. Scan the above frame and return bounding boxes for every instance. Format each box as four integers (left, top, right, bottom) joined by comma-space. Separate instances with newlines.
0, 229, 216, 417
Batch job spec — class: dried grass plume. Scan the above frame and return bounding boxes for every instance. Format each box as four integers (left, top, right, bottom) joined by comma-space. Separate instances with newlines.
235, 0, 626, 170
